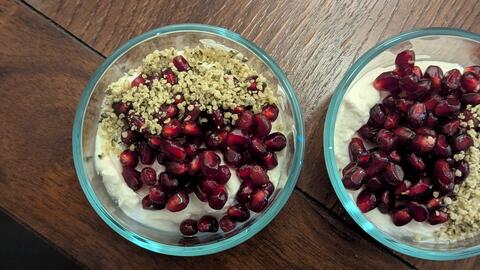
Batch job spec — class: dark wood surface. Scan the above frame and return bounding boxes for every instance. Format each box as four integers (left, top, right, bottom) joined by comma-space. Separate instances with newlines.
1, 0, 480, 268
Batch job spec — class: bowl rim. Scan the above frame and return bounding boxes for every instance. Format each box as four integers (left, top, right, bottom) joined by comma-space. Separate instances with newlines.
324, 27, 480, 260
72, 23, 305, 256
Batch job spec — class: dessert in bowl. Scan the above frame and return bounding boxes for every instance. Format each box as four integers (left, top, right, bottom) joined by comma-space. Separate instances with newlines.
72, 24, 304, 255
324, 28, 480, 260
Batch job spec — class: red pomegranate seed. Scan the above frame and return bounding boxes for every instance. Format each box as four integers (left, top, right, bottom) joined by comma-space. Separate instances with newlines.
252, 113, 272, 139
394, 180, 411, 197
373, 71, 399, 92
227, 204, 250, 222
233, 105, 246, 114
188, 155, 201, 176
455, 160, 469, 183
465, 66, 480, 76
216, 165, 231, 185
342, 162, 358, 176
121, 130, 141, 146
172, 55, 190, 71
441, 119, 460, 137
425, 113, 439, 127
166, 190, 189, 212
184, 143, 198, 158
165, 162, 188, 176
131, 74, 146, 88
223, 148, 242, 168
415, 127, 436, 137
460, 72, 480, 92
237, 165, 253, 180
393, 126, 416, 143
357, 124, 378, 142
388, 150, 401, 163
194, 184, 208, 202
219, 216, 236, 232
127, 113, 146, 132
264, 132, 287, 152
262, 181, 275, 198
261, 152, 278, 170
163, 140, 187, 162
122, 167, 142, 191
364, 176, 383, 191
376, 129, 398, 151
384, 113, 400, 129
147, 135, 163, 149
208, 186, 228, 210
406, 202, 429, 222
342, 166, 366, 190
399, 74, 418, 92
428, 211, 448, 225
140, 167, 157, 185
365, 151, 389, 177
197, 215, 219, 232
148, 186, 167, 204
247, 76, 259, 91
356, 189, 377, 213
406, 153, 425, 171
226, 129, 251, 151
442, 69, 461, 90
262, 104, 279, 121
182, 121, 202, 138
200, 178, 220, 195
112, 101, 131, 116
453, 134, 473, 151
462, 93, 480, 105
357, 152, 370, 167
145, 75, 159, 89
424, 65, 443, 89
378, 190, 394, 214
395, 50, 415, 73
249, 165, 270, 187
424, 94, 442, 111
348, 138, 366, 162
200, 151, 220, 177
412, 134, 436, 153
236, 181, 254, 203
159, 172, 179, 192
142, 195, 164, 210
163, 68, 177, 84
384, 162, 404, 185
426, 198, 442, 210
434, 98, 461, 117
180, 219, 198, 236
412, 66, 422, 78
434, 160, 454, 186
249, 137, 268, 158
392, 207, 412, 226
249, 189, 269, 212
162, 119, 182, 139
407, 103, 427, 127
369, 104, 386, 127
156, 151, 170, 165
382, 95, 398, 109
237, 110, 254, 133
119, 149, 138, 167
136, 142, 155, 165
433, 135, 452, 158
205, 130, 228, 150
156, 104, 178, 122
412, 79, 432, 99
396, 98, 414, 113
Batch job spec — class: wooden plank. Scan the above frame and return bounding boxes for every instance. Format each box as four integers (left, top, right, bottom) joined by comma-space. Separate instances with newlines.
0, 0, 412, 269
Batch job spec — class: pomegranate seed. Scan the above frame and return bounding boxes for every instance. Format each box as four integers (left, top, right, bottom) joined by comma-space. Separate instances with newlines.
228, 204, 250, 222
216, 165, 231, 185
395, 50, 415, 74
184, 143, 198, 158
412, 79, 432, 99
205, 130, 228, 150
262, 104, 279, 121
172, 55, 190, 71
365, 151, 389, 177
188, 155, 201, 176
180, 219, 198, 236
412, 66, 423, 78
127, 113, 146, 132
342, 166, 366, 190
237, 165, 253, 180
247, 76, 259, 91
383, 95, 398, 109
392, 207, 412, 226
425, 113, 439, 127
156, 104, 178, 122
348, 138, 366, 162
158, 172, 178, 192
162, 119, 182, 139
356, 189, 377, 213
236, 181, 254, 203
140, 167, 157, 185
156, 151, 170, 165
396, 98, 414, 113
237, 110, 254, 133
208, 186, 228, 210
442, 69, 461, 90
441, 119, 460, 137
399, 74, 419, 92
412, 134, 436, 153
376, 129, 398, 151
373, 71, 399, 92
194, 184, 208, 202
262, 181, 275, 198
460, 72, 480, 92
122, 167, 142, 191
424, 94, 442, 111
147, 135, 163, 149
426, 198, 443, 210
226, 129, 251, 151
388, 150, 401, 163
249, 137, 268, 158
119, 149, 138, 167
201, 178, 220, 195
406, 153, 425, 172
394, 180, 411, 197
223, 148, 242, 168
145, 75, 159, 89
249, 189, 269, 212
264, 132, 287, 152
428, 211, 448, 225
465, 66, 480, 76
406, 202, 429, 222
455, 160, 469, 183
163, 68, 177, 84
384, 113, 400, 129
131, 74, 146, 88
148, 186, 167, 204
377, 190, 393, 213
433, 135, 452, 158
462, 93, 480, 105
163, 140, 187, 162
434, 160, 454, 186
424, 65, 443, 89
166, 190, 189, 212
233, 105, 246, 114
182, 121, 202, 138
364, 176, 383, 191
453, 134, 473, 151
219, 216, 236, 232
261, 152, 278, 170
165, 162, 188, 176
384, 162, 404, 185
434, 98, 461, 117
121, 130, 141, 146
357, 124, 378, 142
393, 126, 416, 143
249, 165, 270, 187
415, 127, 436, 137
136, 142, 155, 165
252, 114, 272, 139
200, 151, 220, 177
112, 101, 131, 116
369, 104, 386, 127
197, 216, 219, 232
407, 103, 427, 127
142, 195, 163, 210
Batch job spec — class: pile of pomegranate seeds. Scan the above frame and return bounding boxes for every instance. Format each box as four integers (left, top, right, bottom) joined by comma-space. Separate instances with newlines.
343, 49, 480, 227
110, 52, 287, 235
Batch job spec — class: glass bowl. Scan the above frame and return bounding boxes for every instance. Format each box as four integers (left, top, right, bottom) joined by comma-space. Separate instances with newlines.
72, 24, 304, 256
324, 28, 480, 260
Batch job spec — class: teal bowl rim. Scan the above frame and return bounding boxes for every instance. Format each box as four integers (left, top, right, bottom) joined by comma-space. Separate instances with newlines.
72, 23, 305, 256
324, 27, 480, 260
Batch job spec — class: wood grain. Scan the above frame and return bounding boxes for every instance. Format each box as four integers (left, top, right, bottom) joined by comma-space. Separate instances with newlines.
22, 0, 480, 268
0, 0, 414, 269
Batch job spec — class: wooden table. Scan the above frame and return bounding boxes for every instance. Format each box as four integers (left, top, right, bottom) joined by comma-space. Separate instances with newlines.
1, 0, 479, 268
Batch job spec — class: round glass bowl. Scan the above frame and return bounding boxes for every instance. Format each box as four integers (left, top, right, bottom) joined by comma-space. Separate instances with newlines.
72, 24, 304, 256
324, 28, 480, 260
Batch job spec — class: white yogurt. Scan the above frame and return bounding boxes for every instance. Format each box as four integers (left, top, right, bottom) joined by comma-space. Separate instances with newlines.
334, 60, 463, 242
